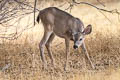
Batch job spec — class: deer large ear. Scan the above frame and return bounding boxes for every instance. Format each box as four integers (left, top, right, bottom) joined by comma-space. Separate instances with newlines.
83, 24, 92, 35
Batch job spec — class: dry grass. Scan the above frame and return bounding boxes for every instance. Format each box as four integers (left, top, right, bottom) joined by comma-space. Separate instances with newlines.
0, 1, 120, 80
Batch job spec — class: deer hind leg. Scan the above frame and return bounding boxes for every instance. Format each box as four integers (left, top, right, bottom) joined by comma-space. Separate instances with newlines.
39, 28, 52, 69
81, 42, 95, 69
45, 33, 55, 66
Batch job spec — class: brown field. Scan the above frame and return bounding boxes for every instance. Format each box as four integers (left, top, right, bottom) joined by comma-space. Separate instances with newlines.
0, 0, 120, 80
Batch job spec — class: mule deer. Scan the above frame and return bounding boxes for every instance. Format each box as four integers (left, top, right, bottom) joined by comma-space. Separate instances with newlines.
37, 7, 95, 70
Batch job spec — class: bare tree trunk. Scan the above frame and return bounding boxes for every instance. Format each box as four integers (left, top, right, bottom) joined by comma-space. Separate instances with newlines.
34, 0, 37, 25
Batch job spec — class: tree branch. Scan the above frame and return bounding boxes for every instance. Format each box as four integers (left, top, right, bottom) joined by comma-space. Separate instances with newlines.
72, 0, 120, 15
0, 0, 8, 10
96, 0, 105, 7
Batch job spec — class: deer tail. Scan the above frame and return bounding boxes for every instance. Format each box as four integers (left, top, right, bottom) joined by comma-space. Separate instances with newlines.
37, 11, 42, 23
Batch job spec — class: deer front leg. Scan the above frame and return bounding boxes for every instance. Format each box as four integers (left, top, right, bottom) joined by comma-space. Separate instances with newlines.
81, 42, 95, 69
64, 38, 70, 71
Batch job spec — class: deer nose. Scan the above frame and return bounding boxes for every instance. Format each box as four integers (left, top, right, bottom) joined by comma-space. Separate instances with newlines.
73, 45, 78, 49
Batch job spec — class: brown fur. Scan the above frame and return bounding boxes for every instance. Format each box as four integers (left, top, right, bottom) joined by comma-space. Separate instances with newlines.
37, 7, 94, 70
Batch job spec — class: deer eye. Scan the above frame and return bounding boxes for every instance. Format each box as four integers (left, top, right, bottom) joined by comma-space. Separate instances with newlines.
80, 38, 82, 41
